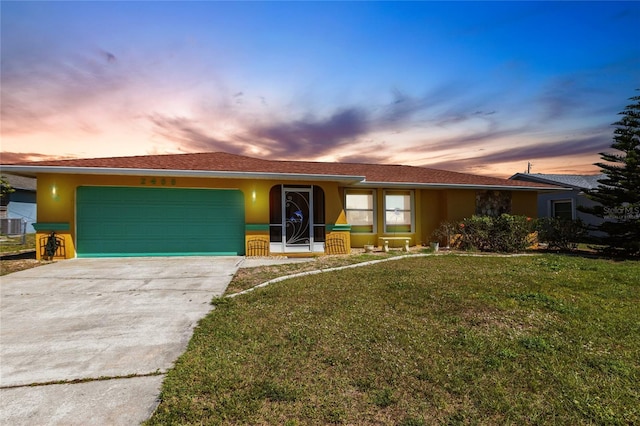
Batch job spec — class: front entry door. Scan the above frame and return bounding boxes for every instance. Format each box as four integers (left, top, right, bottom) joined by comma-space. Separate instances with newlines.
269, 185, 325, 253
284, 188, 313, 252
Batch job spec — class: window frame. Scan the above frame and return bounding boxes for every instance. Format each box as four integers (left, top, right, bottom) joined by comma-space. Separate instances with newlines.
550, 199, 574, 221
383, 189, 414, 233
269, 184, 326, 247
344, 189, 376, 234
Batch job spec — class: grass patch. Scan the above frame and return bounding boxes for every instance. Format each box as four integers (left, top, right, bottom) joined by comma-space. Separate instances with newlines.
0, 233, 35, 254
0, 234, 46, 276
146, 254, 639, 424
227, 250, 415, 294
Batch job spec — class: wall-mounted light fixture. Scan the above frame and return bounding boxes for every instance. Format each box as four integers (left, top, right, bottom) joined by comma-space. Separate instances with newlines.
51, 184, 60, 201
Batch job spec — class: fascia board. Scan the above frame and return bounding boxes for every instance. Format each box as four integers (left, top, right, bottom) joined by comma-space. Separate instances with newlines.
509, 173, 579, 190
0, 165, 365, 184
0, 165, 568, 190
354, 181, 569, 191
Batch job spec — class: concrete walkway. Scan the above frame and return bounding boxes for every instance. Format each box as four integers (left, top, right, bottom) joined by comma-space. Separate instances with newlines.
0, 256, 242, 425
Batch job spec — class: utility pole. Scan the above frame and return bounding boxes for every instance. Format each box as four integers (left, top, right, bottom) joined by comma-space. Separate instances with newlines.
526, 162, 533, 174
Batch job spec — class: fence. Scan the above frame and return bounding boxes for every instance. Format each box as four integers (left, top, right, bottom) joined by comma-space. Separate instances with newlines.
1, 218, 27, 235
0, 218, 27, 244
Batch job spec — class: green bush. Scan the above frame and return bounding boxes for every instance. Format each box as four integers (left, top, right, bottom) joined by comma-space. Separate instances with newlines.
430, 221, 458, 247
458, 215, 493, 251
535, 217, 586, 251
456, 214, 533, 253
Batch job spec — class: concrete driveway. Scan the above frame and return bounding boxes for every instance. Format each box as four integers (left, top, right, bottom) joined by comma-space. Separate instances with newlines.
0, 256, 243, 425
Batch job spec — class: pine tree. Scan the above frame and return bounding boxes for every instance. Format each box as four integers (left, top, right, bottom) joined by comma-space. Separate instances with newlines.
582, 93, 640, 256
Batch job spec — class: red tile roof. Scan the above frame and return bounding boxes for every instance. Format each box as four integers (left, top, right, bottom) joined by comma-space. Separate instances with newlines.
6, 152, 554, 188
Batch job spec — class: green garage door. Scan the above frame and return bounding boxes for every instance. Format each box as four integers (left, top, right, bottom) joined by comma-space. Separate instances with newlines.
76, 186, 245, 257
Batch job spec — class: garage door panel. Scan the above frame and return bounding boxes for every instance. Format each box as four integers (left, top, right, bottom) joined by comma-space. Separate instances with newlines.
76, 187, 245, 256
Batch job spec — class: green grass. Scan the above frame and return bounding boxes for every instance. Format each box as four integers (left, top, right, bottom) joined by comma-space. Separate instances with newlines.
227, 250, 420, 294
146, 254, 639, 425
0, 233, 35, 253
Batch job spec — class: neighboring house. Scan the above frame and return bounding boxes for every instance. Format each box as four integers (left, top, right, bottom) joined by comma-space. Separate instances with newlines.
509, 173, 604, 230
0, 173, 37, 234
1, 152, 554, 259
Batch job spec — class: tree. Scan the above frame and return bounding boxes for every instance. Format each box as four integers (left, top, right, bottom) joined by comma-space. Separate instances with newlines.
0, 175, 15, 204
581, 93, 640, 256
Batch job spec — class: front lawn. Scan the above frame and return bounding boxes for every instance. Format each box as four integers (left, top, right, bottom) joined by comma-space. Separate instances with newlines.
147, 254, 639, 425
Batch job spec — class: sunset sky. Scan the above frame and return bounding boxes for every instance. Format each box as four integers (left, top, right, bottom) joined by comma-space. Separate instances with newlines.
1, 1, 638, 177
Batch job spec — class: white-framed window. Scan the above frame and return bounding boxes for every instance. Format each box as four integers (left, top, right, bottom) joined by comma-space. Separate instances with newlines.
384, 190, 414, 233
345, 189, 375, 233
551, 199, 573, 220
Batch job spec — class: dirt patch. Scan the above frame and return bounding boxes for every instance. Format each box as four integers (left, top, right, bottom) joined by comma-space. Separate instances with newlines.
0, 251, 51, 276
0, 258, 50, 276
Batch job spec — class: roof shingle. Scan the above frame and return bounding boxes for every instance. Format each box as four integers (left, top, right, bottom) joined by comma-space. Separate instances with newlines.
6, 152, 553, 188
510, 173, 605, 190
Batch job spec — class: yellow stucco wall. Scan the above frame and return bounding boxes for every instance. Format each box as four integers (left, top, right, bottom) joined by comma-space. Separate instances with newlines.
511, 191, 538, 218
349, 188, 478, 249
348, 233, 377, 248
35, 173, 350, 258
349, 188, 539, 250
418, 190, 441, 245
34, 173, 540, 257
444, 189, 477, 222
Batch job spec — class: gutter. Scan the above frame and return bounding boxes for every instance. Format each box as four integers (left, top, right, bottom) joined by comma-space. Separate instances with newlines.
0, 165, 567, 190
355, 181, 568, 191
0, 165, 365, 184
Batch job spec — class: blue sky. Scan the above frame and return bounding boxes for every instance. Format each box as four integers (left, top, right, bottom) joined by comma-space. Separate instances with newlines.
1, 1, 638, 176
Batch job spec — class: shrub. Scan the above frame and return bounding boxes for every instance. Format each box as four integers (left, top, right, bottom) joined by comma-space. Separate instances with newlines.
430, 221, 458, 247
535, 217, 586, 251
456, 214, 533, 253
492, 214, 534, 252
458, 215, 493, 251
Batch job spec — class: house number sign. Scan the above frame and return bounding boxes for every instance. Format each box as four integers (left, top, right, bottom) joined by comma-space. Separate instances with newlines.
140, 177, 177, 186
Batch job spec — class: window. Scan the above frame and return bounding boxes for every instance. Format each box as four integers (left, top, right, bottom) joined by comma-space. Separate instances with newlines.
384, 190, 413, 233
345, 190, 375, 233
552, 200, 573, 221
